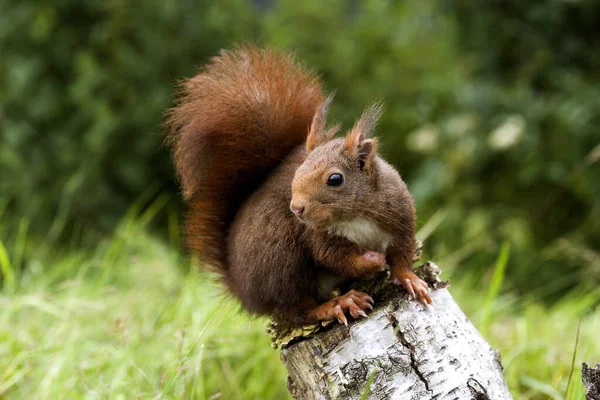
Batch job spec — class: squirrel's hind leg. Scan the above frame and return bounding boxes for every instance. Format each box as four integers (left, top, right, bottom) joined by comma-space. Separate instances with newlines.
293, 290, 374, 326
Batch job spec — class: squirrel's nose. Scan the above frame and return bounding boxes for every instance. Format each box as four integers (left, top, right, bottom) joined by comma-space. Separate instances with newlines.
290, 202, 305, 216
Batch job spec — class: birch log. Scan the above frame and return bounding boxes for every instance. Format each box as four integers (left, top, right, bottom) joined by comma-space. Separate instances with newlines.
280, 283, 512, 399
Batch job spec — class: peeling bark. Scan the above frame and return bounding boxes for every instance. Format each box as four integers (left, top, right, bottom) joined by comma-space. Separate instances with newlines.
582, 363, 600, 400
281, 288, 512, 400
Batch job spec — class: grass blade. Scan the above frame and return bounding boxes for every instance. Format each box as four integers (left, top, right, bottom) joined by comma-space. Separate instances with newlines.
13, 217, 30, 273
520, 375, 562, 399
360, 369, 378, 400
416, 209, 447, 242
480, 241, 510, 332
565, 318, 581, 399
0, 238, 15, 293
159, 312, 217, 398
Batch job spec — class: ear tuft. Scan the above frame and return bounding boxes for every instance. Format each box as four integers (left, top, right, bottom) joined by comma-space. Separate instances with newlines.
344, 102, 384, 152
307, 93, 336, 152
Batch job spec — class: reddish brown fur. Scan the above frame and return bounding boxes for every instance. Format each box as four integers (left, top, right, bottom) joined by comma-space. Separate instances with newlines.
168, 46, 430, 326
166, 46, 324, 270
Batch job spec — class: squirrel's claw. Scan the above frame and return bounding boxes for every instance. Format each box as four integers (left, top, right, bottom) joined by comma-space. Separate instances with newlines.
402, 278, 417, 298
393, 270, 433, 305
334, 305, 348, 326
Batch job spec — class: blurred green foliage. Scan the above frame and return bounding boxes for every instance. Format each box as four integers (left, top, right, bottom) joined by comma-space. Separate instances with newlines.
0, 0, 258, 241
1, 0, 598, 293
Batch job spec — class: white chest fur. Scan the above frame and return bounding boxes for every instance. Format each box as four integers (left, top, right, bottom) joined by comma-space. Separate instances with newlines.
328, 217, 394, 252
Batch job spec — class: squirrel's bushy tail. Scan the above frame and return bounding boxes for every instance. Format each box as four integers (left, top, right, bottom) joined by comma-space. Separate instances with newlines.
166, 46, 324, 271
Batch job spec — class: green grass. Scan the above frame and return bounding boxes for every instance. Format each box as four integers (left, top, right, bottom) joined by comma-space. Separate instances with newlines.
0, 219, 598, 399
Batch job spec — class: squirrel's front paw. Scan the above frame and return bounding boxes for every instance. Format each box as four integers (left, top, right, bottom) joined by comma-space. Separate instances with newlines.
392, 269, 432, 305
356, 251, 386, 273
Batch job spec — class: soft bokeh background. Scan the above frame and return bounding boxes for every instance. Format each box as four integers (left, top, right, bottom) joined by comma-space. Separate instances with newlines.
1, 1, 599, 399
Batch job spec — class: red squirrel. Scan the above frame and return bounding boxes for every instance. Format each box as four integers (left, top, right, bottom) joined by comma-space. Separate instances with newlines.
167, 46, 432, 326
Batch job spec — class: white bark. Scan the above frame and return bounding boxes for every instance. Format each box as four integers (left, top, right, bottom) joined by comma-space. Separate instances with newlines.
281, 288, 512, 400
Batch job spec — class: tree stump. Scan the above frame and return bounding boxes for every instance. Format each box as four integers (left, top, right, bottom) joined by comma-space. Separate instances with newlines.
280, 267, 512, 400
582, 363, 600, 400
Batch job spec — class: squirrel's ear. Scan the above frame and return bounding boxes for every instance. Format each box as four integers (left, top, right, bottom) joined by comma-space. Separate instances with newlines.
357, 138, 378, 171
307, 93, 336, 153
345, 102, 383, 169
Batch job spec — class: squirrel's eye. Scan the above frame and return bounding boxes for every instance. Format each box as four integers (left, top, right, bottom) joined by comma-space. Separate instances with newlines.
326, 173, 344, 187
